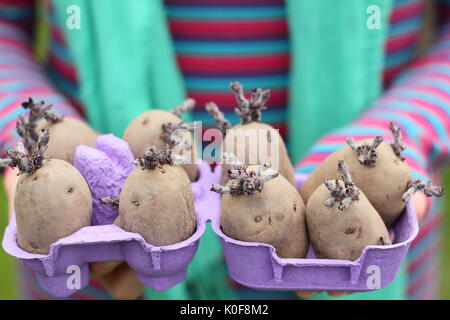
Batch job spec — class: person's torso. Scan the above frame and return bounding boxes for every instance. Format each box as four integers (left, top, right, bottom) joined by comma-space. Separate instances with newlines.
46, 0, 430, 142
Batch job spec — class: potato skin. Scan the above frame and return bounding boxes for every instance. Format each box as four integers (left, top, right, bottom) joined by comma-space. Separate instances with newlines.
220, 174, 308, 258
115, 164, 196, 246
123, 109, 198, 181
306, 182, 390, 261
221, 122, 296, 187
300, 139, 411, 226
15, 159, 92, 254
36, 117, 97, 164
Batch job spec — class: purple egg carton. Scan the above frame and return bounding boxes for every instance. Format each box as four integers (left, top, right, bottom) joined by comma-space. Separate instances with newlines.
2, 134, 419, 297
2, 135, 214, 298
213, 175, 419, 292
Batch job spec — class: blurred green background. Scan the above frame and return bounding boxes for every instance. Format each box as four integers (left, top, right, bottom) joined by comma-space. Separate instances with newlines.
0, 170, 449, 300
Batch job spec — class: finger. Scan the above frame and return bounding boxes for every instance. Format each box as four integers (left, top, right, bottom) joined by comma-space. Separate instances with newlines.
327, 291, 351, 297
99, 262, 144, 300
90, 261, 122, 277
296, 291, 319, 298
412, 192, 427, 221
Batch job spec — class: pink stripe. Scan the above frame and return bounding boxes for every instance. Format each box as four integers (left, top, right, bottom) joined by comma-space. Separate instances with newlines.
0, 92, 81, 118
316, 134, 386, 144
0, 19, 28, 33
383, 95, 450, 134
355, 115, 429, 148
386, 31, 419, 54
351, 120, 428, 172
0, 120, 19, 148
0, 72, 49, 84
410, 215, 441, 250
383, 63, 408, 84
386, 88, 450, 120
393, 82, 450, 106
433, 142, 450, 166
50, 25, 66, 46
367, 105, 439, 143
296, 153, 329, 168
49, 52, 78, 83
410, 57, 450, 70
389, 0, 424, 23
0, 99, 21, 118
0, 63, 42, 73
0, 36, 31, 51
410, 72, 450, 86
406, 247, 440, 296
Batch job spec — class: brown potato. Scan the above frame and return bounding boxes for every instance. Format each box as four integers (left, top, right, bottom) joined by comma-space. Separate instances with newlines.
15, 159, 92, 254
36, 117, 97, 164
123, 109, 198, 181
205, 83, 295, 187
115, 163, 196, 246
219, 167, 308, 259
306, 176, 391, 261
221, 122, 296, 187
301, 139, 411, 226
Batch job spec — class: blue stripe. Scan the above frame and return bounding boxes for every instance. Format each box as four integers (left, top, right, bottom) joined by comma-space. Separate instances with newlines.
388, 15, 423, 37
0, 7, 34, 20
396, 65, 450, 79
0, 107, 23, 127
0, 94, 16, 110
166, 5, 286, 19
407, 227, 440, 264
432, 39, 450, 51
308, 143, 344, 154
389, 88, 450, 115
0, 94, 69, 129
410, 170, 428, 181
0, 82, 25, 91
50, 40, 73, 64
0, 54, 39, 69
185, 75, 288, 90
395, 66, 450, 85
295, 164, 317, 174
0, 24, 27, 41
47, 68, 80, 101
385, 47, 414, 68
396, 77, 450, 96
0, 70, 45, 81
193, 107, 286, 124
332, 126, 387, 136
377, 100, 448, 139
174, 39, 289, 54
393, 0, 420, 6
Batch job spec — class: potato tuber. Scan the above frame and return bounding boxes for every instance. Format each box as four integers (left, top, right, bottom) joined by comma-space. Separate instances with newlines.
123, 99, 199, 181
206, 82, 296, 187
301, 122, 444, 226
21, 98, 97, 164
111, 146, 196, 246
211, 154, 308, 258
1, 126, 92, 254
306, 160, 391, 261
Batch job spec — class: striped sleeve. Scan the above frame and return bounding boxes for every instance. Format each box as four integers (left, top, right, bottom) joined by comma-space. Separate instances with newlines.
295, 24, 450, 184
0, 0, 82, 156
